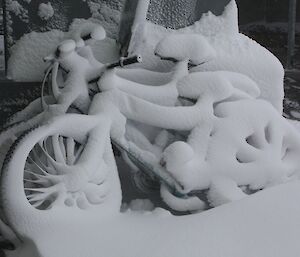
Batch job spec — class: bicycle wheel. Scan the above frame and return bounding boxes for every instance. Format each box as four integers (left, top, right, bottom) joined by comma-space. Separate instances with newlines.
1, 114, 121, 236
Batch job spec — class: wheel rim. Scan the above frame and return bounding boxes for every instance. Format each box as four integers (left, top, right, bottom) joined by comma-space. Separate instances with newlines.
23, 134, 109, 210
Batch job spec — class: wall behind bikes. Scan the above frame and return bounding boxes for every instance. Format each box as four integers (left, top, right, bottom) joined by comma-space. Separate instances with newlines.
2, 0, 299, 72
3, 0, 235, 49
3, 0, 299, 47
236, 0, 300, 24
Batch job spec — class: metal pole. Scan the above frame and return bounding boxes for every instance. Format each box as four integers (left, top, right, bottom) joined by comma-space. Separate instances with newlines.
2, 0, 8, 77
287, 0, 297, 69
119, 0, 150, 57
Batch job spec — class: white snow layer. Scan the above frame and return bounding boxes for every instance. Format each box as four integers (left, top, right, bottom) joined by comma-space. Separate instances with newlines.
129, 0, 284, 112
9, 181, 300, 257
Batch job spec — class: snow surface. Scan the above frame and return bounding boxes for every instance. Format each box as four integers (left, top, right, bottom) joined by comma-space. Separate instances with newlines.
6, 181, 300, 257
129, 0, 285, 112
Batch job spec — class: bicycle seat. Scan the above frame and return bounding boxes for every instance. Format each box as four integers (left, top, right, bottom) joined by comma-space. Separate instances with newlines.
73, 23, 106, 48
57, 40, 76, 56
154, 33, 216, 66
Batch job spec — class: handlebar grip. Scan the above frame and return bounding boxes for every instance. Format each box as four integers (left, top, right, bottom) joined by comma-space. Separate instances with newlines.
88, 55, 143, 84
107, 55, 142, 69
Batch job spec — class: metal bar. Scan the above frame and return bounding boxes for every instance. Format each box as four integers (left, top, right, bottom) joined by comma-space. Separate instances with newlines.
2, 0, 8, 77
123, 0, 150, 57
106, 55, 142, 69
118, 0, 139, 57
112, 138, 186, 198
287, 0, 297, 69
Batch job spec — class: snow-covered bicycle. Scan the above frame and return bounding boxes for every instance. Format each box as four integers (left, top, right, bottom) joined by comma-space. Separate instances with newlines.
2, 22, 300, 255
0, 24, 207, 248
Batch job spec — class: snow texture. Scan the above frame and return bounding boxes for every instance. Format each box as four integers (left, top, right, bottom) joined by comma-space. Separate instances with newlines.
129, 0, 284, 112
38, 2, 54, 21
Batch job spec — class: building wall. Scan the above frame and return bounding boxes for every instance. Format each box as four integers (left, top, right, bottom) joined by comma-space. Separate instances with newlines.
2, 0, 299, 51
236, 0, 300, 24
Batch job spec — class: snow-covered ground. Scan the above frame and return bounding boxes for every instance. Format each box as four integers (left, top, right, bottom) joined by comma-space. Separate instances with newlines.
13, 179, 300, 257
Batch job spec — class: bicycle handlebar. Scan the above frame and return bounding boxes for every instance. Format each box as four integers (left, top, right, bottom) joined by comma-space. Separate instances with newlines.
107, 55, 142, 69
88, 55, 142, 84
